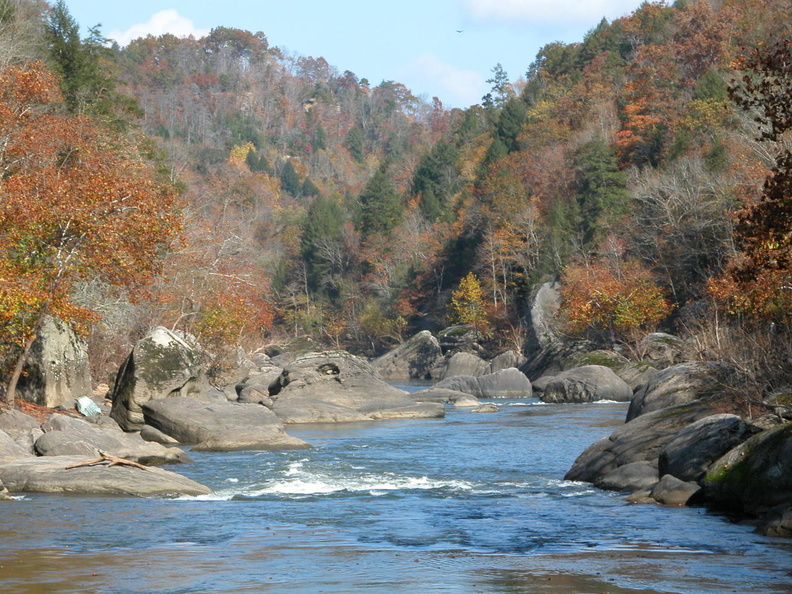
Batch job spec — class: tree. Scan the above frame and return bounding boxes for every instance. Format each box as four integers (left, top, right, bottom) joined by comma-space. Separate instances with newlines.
357, 162, 403, 236
573, 138, 631, 246
560, 259, 671, 348
482, 63, 513, 109
449, 272, 489, 332
0, 61, 182, 404
709, 40, 792, 322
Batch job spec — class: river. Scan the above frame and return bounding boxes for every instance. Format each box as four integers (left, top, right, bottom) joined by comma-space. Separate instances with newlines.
1, 395, 791, 593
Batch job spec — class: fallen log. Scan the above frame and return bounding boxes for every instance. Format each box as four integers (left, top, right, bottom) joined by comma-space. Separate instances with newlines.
65, 451, 152, 472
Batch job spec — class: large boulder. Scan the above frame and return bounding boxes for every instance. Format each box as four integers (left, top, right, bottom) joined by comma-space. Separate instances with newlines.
15, 316, 92, 408
540, 365, 632, 403
371, 331, 443, 380
519, 340, 598, 381
34, 414, 189, 465
658, 414, 753, 482
702, 422, 792, 516
565, 397, 743, 487
485, 350, 527, 375
433, 368, 532, 399
142, 397, 310, 451
628, 361, 733, 421
438, 352, 488, 379
110, 327, 213, 431
524, 281, 562, 355
271, 351, 443, 420
0, 455, 211, 497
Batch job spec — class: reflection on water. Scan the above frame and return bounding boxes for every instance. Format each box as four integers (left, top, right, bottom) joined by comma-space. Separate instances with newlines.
1, 400, 791, 593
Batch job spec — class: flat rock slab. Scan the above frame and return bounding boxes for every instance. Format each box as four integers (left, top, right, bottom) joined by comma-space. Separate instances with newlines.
143, 397, 309, 451
411, 388, 480, 407
0, 455, 211, 497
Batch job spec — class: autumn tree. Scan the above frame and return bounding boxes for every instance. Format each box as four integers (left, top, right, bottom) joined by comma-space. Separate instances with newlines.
449, 272, 489, 333
710, 40, 792, 322
0, 61, 182, 404
560, 259, 671, 348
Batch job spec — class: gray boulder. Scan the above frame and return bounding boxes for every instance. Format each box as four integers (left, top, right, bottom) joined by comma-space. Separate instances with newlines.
702, 422, 792, 515
485, 350, 527, 374
0, 409, 44, 454
372, 331, 443, 380
566, 398, 743, 486
434, 368, 532, 399
368, 404, 446, 420
235, 367, 283, 403
540, 365, 632, 403
411, 388, 480, 407
439, 352, 488, 379
272, 351, 443, 420
628, 361, 732, 421
759, 506, 792, 537
596, 460, 658, 492
34, 414, 189, 465
16, 315, 92, 408
567, 350, 660, 390
110, 326, 212, 431
649, 474, 702, 506
659, 414, 752, 482
142, 397, 309, 451
0, 455, 211, 497
640, 332, 685, 369
0, 429, 34, 462
524, 280, 562, 355
471, 404, 500, 413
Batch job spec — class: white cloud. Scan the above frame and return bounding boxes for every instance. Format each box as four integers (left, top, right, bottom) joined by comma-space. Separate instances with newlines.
107, 10, 210, 46
462, 0, 640, 26
401, 54, 488, 108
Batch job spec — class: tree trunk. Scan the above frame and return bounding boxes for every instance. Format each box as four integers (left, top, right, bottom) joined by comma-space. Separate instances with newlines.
5, 331, 38, 407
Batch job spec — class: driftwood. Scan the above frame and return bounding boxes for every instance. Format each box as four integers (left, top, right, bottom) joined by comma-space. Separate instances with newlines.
65, 451, 152, 472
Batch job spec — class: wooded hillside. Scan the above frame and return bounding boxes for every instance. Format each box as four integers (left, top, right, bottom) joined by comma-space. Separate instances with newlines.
2, 0, 792, 394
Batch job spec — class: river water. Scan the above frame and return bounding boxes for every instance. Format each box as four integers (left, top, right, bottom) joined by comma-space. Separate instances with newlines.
1, 396, 791, 593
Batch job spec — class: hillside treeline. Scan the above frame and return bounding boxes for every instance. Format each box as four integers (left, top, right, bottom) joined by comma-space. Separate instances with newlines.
2, 0, 792, 397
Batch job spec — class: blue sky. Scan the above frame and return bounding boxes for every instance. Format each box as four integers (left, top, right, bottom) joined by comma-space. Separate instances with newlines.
66, 0, 645, 108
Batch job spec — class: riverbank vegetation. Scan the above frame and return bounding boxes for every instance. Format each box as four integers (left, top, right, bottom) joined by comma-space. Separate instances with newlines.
1, 0, 791, 403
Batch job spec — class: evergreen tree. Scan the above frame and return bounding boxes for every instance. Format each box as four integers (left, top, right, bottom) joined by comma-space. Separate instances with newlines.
45, 1, 105, 113
279, 159, 302, 196
345, 125, 364, 162
357, 162, 402, 236
412, 139, 459, 221
573, 138, 631, 246
301, 195, 346, 294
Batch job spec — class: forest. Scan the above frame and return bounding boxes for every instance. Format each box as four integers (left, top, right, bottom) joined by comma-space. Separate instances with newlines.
1, 0, 792, 402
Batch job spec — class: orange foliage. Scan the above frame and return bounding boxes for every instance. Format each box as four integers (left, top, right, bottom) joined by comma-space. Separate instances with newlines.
560, 259, 672, 344
0, 61, 182, 352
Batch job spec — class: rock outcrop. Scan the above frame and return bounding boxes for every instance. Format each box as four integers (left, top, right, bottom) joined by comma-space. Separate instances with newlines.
16, 316, 92, 408
628, 361, 733, 421
110, 327, 212, 431
270, 351, 444, 421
